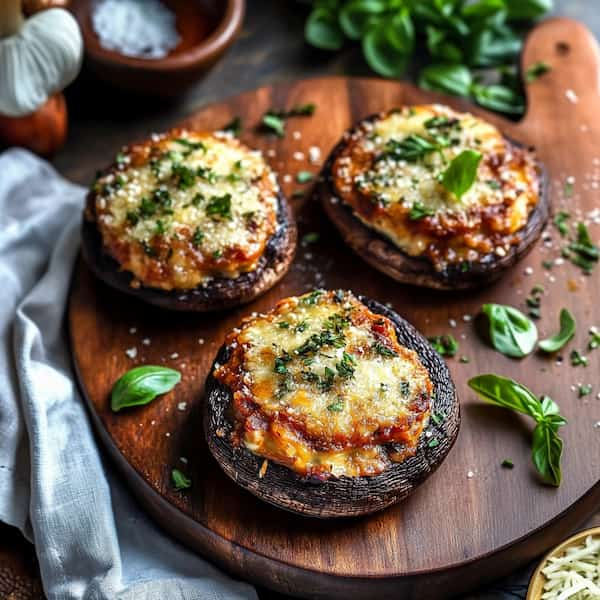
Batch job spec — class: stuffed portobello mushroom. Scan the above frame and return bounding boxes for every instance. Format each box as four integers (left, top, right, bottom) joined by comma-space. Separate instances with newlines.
321, 105, 549, 290
204, 289, 459, 518
82, 129, 296, 311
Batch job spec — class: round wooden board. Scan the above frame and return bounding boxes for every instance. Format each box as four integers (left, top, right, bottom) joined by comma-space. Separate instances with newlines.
69, 18, 600, 599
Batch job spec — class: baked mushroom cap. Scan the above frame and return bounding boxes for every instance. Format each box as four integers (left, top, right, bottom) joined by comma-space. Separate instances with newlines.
321, 105, 549, 290
82, 130, 296, 311
204, 290, 459, 518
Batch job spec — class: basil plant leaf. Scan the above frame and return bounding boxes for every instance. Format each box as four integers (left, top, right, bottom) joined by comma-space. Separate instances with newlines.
111, 366, 181, 412
419, 63, 473, 97
362, 9, 414, 78
538, 308, 576, 353
471, 83, 525, 115
441, 149, 482, 200
468, 27, 522, 67
482, 303, 538, 358
468, 374, 543, 419
425, 26, 463, 63
338, 0, 387, 40
305, 7, 345, 51
171, 468, 192, 490
461, 0, 506, 20
505, 0, 553, 21
532, 420, 563, 487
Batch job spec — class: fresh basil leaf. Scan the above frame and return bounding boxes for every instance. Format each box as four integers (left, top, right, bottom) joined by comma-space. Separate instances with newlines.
305, 7, 345, 51
505, 0, 552, 21
471, 83, 525, 115
441, 149, 482, 200
468, 374, 543, 418
428, 334, 459, 357
469, 374, 566, 486
409, 201, 435, 220
171, 468, 191, 490
381, 133, 449, 162
419, 63, 473, 97
538, 309, 576, 353
531, 420, 563, 486
482, 303, 538, 358
339, 0, 386, 40
111, 366, 181, 412
362, 10, 414, 78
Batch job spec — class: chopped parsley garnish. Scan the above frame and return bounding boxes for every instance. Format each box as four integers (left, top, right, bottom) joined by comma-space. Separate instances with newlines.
155, 219, 166, 235
428, 335, 458, 357
424, 116, 457, 130
206, 194, 232, 219
213, 249, 223, 259
126, 211, 139, 225
295, 320, 309, 333
222, 116, 242, 136
588, 328, 600, 350
459, 355, 470, 363
335, 352, 356, 379
501, 459, 514, 469
274, 353, 292, 374
525, 61, 551, 82
192, 228, 204, 246
171, 163, 197, 189
570, 349, 589, 367
277, 321, 290, 329
553, 211, 570, 237
409, 201, 435, 220
400, 380, 410, 398
371, 340, 398, 358
430, 412, 444, 425
174, 138, 206, 155
318, 367, 336, 392
261, 113, 285, 137
296, 171, 313, 184
303, 290, 324, 305
427, 438, 440, 448
171, 469, 191, 490
115, 152, 128, 165
487, 179, 501, 190
380, 133, 450, 162
564, 222, 599, 274
578, 383, 593, 398
139, 197, 158, 217
326, 397, 344, 412
191, 193, 204, 207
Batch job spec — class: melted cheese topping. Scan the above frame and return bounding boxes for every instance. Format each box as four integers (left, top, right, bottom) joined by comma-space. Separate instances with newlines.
331, 105, 541, 269
89, 130, 279, 290
214, 290, 432, 479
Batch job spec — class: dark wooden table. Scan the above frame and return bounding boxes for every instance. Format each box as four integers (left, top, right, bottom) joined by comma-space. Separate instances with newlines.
2, 2, 600, 599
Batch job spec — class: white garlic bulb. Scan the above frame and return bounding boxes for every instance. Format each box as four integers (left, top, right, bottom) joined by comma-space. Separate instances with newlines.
0, 7, 83, 117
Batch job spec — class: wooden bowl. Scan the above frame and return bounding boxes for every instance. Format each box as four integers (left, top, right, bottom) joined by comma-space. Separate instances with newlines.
71, 0, 245, 95
526, 526, 600, 599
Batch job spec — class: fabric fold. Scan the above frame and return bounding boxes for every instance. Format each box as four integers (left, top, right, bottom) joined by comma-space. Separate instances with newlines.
0, 148, 256, 600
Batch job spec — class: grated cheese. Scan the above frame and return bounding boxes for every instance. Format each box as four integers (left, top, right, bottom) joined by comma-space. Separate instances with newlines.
541, 535, 600, 599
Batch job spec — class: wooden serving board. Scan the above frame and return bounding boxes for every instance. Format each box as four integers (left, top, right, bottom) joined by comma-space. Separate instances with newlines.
69, 18, 600, 599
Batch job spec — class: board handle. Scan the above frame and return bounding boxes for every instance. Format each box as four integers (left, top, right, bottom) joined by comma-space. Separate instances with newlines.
520, 17, 600, 130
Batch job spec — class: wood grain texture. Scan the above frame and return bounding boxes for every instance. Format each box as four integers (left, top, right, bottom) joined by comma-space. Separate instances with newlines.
68, 18, 600, 599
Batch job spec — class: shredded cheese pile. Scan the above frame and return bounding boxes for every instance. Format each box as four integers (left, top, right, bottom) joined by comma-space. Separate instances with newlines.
541, 535, 600, 599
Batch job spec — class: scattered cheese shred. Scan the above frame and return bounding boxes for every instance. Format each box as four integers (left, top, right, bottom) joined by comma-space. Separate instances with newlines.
541, 535, 600, 599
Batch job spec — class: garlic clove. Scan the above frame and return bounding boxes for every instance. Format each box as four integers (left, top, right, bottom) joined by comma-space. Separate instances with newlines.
0, 8, 83, 117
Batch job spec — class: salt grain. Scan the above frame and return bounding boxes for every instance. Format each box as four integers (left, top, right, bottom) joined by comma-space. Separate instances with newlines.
92, 0, 180, 60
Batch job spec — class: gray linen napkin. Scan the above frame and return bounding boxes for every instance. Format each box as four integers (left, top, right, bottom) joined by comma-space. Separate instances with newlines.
0, 148, 257, 600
